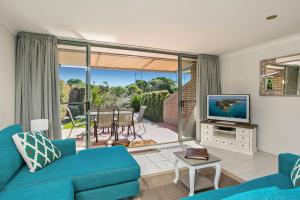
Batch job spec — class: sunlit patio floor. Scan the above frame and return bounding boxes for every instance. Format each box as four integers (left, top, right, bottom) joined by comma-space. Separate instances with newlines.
61, 119, 178, 150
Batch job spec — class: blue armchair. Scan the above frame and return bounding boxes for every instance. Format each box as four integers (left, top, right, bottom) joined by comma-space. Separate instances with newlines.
0, 124, 141, 200
182, 153, 300, 200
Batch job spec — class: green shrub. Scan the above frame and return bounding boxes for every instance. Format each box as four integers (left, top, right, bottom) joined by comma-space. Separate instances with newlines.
130, 95, 141, 112
141, 90, 169, 122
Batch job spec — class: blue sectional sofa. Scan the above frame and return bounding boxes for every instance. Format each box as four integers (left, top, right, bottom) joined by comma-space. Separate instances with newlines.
0, 124, 141, 200
182, 153, 300, 200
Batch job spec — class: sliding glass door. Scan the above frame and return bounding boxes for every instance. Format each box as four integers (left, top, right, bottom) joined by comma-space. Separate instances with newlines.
178, 54, 197, 141
58, 43, 92, 149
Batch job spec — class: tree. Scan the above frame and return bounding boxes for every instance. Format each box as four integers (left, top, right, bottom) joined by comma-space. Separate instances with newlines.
91, 85, 104, 107
126, 84, 142, 96
59, 80, 71, 120
110, 86, 126, 97
135, 80, 147, 92
67, 79, 85, 87
148, 77, 176, 94
99, 81, 109, 94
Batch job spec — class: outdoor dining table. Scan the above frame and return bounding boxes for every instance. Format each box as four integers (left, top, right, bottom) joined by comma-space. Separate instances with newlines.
91, 110, 133, 142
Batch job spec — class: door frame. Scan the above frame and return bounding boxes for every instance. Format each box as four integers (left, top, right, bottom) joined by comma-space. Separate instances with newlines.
177, 54, 199, 142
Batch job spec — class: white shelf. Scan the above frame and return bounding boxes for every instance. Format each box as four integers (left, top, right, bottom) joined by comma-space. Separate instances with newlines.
201, 121, 257, 155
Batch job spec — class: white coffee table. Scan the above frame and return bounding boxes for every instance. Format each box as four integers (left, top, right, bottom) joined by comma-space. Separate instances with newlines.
173, 151, 221, 196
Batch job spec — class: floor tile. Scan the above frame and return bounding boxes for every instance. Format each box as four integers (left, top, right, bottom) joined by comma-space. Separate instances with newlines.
146, 153, 168, 162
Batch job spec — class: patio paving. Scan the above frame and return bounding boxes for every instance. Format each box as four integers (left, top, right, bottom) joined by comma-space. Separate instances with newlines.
61, 119, 178, 150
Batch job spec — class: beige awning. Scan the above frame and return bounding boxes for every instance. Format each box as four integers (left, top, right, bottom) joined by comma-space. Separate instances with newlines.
58, 48, 195, 72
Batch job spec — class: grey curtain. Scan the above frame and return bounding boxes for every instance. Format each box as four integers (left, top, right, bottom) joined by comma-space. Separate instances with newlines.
197, 54, 222, 121
15, 32, 61, 139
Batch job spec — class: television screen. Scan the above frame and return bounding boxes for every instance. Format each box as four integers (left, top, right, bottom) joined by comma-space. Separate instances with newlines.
207, 95, 250, 123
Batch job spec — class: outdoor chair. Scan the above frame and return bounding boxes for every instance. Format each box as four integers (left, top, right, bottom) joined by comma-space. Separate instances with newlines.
66, 107, 86, 139
115, 108, 135, 140
134, 106, 147, 134
95, 109, 114, 142
106, 105, 118, 110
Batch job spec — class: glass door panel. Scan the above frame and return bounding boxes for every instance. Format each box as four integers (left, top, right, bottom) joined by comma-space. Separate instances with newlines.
178, 55, 197, 141
58, 44, 91, 150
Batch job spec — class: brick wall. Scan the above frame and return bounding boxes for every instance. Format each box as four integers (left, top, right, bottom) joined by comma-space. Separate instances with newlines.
163, 65, 196, 136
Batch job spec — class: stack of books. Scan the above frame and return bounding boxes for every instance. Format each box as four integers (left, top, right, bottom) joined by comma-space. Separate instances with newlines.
185, 148, 209, 160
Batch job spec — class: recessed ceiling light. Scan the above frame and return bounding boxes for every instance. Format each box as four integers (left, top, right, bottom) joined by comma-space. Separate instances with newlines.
266, 15, 278, 20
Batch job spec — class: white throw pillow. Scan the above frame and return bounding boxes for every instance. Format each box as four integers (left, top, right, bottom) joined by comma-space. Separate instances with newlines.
12, 131, 62, 172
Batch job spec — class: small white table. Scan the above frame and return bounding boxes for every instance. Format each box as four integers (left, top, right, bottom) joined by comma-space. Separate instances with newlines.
173, 151, 221, 196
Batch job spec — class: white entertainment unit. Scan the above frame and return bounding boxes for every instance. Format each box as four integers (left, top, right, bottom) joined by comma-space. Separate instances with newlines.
200, 120, 257, 155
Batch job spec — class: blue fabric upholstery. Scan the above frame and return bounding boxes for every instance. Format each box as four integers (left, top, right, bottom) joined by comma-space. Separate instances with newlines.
181, 185, 242, 200
182, 153, 300, 200
76, 180, 139, 200
0, 124, 24, 190
0, 179, 74, 200
225, 187, 300, 200
4, 146, 140, 192
52, 139, 76, 156
223, 187, 280, 200
279, 187, 300, 200
279, 153, 300, 177
240, 173, 293, 190
0, 124, 141, 200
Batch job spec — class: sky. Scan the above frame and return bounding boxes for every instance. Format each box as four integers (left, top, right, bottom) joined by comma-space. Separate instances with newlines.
59, 65, 191, 86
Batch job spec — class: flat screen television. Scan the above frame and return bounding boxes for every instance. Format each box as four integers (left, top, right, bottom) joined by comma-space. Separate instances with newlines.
207, 94, 250, 123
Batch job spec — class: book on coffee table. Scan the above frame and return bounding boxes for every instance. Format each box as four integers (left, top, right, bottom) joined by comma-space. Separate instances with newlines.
185, 148, 209, 160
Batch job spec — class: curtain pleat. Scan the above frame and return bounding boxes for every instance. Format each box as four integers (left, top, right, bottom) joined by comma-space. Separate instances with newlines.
196, 54, 222, 122
15, 32, 61, 139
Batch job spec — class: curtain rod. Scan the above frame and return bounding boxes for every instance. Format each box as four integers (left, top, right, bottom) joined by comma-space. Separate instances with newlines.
57, 37, 198, 59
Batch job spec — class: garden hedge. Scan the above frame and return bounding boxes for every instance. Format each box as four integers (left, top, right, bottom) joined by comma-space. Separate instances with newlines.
141, 90, 169, 122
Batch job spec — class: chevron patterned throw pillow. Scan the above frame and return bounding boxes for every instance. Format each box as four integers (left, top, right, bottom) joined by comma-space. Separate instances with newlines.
12, 131, 62, 172
291, 158, 300, 187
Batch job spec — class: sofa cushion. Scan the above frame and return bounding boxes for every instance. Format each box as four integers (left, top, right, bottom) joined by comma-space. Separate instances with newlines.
12, 131, 62, 172
3, 146, 140, 192
239, 173, 293, 190
181, 174, 293, 200
181, 185, 242, 200
222, 187, 280, 200
0, 179, 74, 200
0, 124, 24, 189
279, 187, 300, 200
291, 158, 300, 187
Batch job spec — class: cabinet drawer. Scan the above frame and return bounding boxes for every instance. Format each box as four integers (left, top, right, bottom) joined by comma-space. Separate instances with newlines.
237, 128, 250, 135
202, 135, 212, 142
228, 141, 236, 148
201, 124, 213, 131
220, 139, 228, 147
213, 137, 220, 144
238, 142, 249, 151
201, 129, 212, 135
237, 135, 250, 143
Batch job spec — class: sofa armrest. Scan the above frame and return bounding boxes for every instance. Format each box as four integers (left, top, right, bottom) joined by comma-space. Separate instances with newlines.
278, 153, 299, 177
52, 139, 76, 156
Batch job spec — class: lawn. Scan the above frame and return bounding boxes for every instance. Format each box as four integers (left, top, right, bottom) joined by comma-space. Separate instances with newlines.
62, 118, 94, 129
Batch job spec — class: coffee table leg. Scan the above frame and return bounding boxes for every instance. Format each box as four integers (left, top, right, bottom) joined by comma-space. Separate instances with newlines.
173, 158, 179, 184
189, 168, 195, 196
214, 162, 221, 189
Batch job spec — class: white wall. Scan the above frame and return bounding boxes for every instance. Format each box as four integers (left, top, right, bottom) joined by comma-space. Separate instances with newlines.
220, 33, 300, 155
0, 23, 15, 129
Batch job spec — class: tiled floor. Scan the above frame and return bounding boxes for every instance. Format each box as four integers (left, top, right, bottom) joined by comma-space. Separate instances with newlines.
62, 118, 178, 150
129, 141, 277, 182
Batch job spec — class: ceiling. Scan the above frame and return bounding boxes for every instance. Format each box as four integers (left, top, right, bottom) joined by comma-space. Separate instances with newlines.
1, 0, 300, 54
